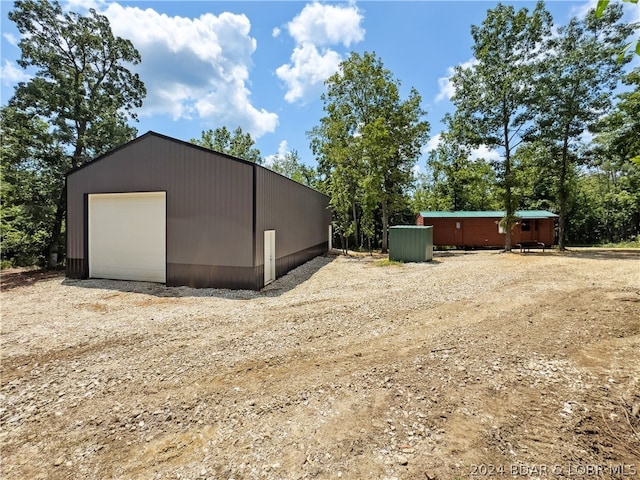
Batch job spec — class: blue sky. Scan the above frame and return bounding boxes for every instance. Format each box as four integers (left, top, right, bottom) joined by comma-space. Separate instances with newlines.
1, 0, 638, 171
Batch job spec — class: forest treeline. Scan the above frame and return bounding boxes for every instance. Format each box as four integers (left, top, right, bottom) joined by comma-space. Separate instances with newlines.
1, 0, 639, 267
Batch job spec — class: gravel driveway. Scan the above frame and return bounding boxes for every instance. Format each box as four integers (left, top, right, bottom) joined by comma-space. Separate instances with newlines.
1, 249, 639, 479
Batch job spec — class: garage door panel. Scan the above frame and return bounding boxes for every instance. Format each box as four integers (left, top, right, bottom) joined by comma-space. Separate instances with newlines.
89, 192, 166, 283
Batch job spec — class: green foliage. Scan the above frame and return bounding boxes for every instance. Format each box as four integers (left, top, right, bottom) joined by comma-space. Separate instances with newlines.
599, 235, 640, 248
449, 1, 552, 250
569, 171, 639, 244
534, 3, 634, 249
1, 106, 64, 266
4, 0, 145, 266
3, 1, 637, 266
309, 51, 429, 253
8, 0, 144, 165
596, 0, 640, 58
592, 67, 640, 166
190, 126, 262, 164
578, 67, 640, 244
512, 140, 561, 212
416, 128, 500, 212
374, 258, 404, 267
440, 1, 636, 249
267, 149, 320, 188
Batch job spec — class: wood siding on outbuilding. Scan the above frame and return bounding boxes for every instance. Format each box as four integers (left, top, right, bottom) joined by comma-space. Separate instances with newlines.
417, 214, 556, 248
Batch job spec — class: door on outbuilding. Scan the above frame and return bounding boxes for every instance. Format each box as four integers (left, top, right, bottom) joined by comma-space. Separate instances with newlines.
264, 230, 275, 286
88, 192, 166, 283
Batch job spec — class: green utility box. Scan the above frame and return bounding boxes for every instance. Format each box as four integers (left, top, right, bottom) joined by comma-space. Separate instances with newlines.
388, 226, 433, 262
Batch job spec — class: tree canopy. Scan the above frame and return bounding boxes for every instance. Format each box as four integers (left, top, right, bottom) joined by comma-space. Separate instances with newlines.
267, 149, 319, 188
190, 126, 262, 164
309, 51, 429, 253
532, 3, 634, 249
2, 0, 146, 267
1, 1, 638, 268
449, 1, 552, 251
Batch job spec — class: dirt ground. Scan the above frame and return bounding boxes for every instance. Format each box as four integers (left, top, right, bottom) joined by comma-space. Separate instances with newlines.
1, 248, 639, 480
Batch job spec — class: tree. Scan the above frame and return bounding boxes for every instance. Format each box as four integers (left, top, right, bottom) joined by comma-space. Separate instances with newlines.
511, 139, 560, 213
1, 106, 63, 266
310, 102, 364, 252
6, 0, 146, 266
596, 0, 640, 58
421, 125, 499, 212
534, 3, 634, 249
190, 126, 262, 164
592, 67, 640, 166
309, 52, 429, 253
449, 1, 552, 251
585, 66, 640, 242
268, 149, 319, 188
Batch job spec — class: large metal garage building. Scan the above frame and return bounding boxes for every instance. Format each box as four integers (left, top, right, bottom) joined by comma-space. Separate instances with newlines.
66, 131, 332, 290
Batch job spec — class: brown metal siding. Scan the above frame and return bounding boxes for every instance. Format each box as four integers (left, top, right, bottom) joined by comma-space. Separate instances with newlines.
66, 134, 254, 287
254, 167, 331, 283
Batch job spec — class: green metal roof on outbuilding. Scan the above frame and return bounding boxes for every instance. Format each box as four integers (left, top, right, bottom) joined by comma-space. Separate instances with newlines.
418, 210, 558, 219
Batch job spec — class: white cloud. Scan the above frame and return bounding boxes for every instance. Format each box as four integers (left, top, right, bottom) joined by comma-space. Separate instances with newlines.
469, 145, 501, 162
579, 129, 594, 145
264, 140, 289, 167
276, 2, 364, 104
276, 43, 342, 103
423, 133, 442, 154
435, 68, 456, 103
287, 2, 364, 47
63, 0, 101, 10
421, 134, 500, 163
569, 0, 596, 21
97, 3, 277, 138
2, 32, 19, 46
0, 60, 31, 85
272, 27, 281, 38
435, 58, 478, 103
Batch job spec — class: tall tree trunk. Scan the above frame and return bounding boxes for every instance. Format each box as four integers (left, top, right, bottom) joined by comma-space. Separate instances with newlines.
47, 183, 66, 268
558, 128, 570, 251
351, 201, 358, 250
381, 199, 389, 254
503, 113, 513, 252
504, 174, 513, 252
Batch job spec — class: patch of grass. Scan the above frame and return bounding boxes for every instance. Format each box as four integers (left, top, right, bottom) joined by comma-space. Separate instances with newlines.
599, 236, 640, 248
1, 260, 14, 269
374, 258, 404, 267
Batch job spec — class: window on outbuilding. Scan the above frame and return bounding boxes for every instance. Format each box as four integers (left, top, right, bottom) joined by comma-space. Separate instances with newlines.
521, 220, 531, 232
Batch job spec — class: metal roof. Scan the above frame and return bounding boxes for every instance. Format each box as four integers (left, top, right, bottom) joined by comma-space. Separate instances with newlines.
389, 225, 433, 229
418, 210, 558, 219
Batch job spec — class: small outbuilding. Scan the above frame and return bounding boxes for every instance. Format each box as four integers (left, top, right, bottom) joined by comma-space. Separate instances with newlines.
388, 226, 433, 262
416, 210, 558, 248
66, 131, 332, 290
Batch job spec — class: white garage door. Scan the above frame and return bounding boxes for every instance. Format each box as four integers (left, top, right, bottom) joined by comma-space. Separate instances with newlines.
89, 192, 166, 283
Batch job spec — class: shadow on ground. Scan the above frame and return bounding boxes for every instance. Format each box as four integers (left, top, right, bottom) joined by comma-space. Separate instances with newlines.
1, 268, 64, 291
60, 255, 337, 299
516, 248, 640, 260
